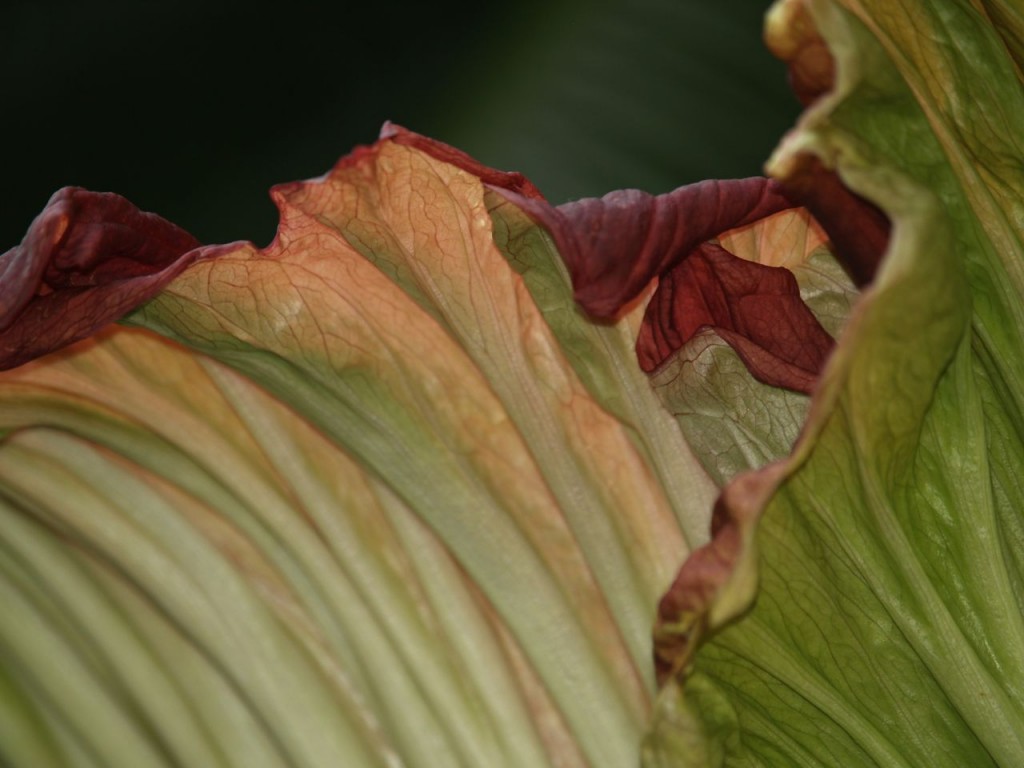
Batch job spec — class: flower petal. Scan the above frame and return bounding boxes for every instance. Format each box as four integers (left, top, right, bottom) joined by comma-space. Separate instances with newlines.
637, 242, 834, 392
0, 188, 201, 370
501, 178, 797, 319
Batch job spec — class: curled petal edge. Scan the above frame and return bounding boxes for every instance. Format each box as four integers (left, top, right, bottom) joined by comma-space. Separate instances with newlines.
0, 125, 537, 373
653, 462, 787, 685
0, 188, 203, 370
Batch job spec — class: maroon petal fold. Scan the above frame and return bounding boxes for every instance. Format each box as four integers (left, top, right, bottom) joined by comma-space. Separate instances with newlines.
775, 153, 890, 287
500, 178, 798, 319
0, 187, 202, 370
638, 243, 835, 393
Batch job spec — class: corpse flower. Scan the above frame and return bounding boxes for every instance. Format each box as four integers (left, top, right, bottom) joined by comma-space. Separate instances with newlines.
1, 2, 1022, 768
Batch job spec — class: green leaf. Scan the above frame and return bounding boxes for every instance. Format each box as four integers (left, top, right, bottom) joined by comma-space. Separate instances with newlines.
649, 0, 1024, 765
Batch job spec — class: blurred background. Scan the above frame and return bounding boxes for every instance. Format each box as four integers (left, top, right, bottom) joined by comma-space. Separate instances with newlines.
2, 0, 798, 249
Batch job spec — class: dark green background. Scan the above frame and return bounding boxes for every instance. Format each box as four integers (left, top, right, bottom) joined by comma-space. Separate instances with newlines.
3, 0, 797, 249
